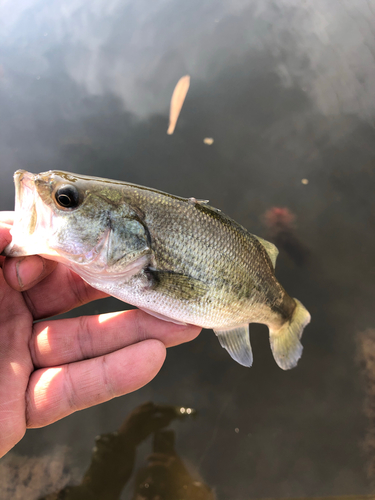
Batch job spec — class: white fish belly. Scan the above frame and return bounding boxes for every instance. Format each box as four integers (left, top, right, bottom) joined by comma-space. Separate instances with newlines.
80, 271, 275, 330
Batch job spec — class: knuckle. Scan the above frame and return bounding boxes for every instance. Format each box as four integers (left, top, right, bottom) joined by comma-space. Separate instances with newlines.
77, 315, 94, 359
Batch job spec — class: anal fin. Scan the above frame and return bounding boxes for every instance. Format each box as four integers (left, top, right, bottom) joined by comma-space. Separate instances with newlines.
214, 324, 253, 367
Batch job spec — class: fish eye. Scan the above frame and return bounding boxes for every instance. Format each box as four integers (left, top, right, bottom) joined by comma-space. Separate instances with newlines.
55, 185, 81, 209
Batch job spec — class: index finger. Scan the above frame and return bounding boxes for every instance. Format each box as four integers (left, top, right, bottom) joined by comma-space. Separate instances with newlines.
20, 263, 108, 320
1, 211, 59, 292
0, 214, 13, 265
31, 308, 201, 367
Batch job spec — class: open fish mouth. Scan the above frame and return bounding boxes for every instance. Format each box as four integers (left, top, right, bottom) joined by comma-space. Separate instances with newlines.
4, 170, 36, 256
14, 170, 36, 224
4, 170, 54, 258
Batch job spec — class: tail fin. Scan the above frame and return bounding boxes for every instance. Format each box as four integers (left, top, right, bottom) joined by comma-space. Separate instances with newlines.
269, 299, 311, 370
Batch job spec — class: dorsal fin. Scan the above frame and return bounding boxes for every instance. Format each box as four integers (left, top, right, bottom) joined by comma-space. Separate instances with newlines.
188, 197, 210, 205
254, 235, 279, 269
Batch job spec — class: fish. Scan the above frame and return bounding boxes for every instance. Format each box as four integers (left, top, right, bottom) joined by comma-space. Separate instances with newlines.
4, 170, 311, 370
167, 75, 190, 135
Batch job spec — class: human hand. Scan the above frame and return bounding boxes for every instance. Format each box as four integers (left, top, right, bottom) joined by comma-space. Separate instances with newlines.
0, 212, 201, 458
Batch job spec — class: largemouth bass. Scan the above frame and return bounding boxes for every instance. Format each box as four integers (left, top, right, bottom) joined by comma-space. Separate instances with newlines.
4, 170, 311, 370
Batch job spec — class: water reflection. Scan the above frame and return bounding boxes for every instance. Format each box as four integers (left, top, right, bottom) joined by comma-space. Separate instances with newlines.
38, 402, 213, 500
28, 399, 375, 500
357, 330, 375, 486
262, 207, 310, 267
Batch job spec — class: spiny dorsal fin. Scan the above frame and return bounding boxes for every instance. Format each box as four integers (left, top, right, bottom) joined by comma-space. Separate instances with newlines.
214, 324, 253, 367
188, 197, 210, 205
254, 235, 279, 269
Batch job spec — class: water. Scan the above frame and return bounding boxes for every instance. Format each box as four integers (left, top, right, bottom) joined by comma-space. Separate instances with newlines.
1, 0, 375, 498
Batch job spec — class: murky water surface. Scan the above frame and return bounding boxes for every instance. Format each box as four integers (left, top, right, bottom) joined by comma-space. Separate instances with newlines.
1, 0, 375, 498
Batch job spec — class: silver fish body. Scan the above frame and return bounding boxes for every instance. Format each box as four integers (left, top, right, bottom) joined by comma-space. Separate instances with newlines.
4, 170, 311, 369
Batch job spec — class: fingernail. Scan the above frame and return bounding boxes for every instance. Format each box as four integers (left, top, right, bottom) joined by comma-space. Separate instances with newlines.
16, 256, 45, 289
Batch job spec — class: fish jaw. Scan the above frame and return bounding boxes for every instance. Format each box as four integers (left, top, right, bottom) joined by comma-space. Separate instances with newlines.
4, 170, 59, 259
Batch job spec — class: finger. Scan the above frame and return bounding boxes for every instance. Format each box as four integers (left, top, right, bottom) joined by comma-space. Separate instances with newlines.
1, 212, 58, 291
0, 210, 105, 319
11, 262, 108, 320
0, 214, 14, 268
3, 256, 58, 291
0, 223, 12, 257
0, 211, 105, 320
0, 211, 14, 225
31, 309, 201, 367
26, 339, 166, 428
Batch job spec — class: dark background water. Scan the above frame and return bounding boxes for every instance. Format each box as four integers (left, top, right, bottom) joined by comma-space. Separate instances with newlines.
1, 0, 375, 498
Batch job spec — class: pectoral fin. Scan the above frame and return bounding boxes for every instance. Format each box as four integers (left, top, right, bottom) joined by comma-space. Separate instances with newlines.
214, 324, 253, 367
148, 269, 209, 301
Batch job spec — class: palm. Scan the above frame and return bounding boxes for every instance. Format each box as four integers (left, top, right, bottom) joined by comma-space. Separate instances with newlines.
0, 272, 34, 454
0, 214, 200, 458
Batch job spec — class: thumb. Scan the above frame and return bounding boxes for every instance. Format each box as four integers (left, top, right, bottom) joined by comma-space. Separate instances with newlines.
3, 255, 58, 291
